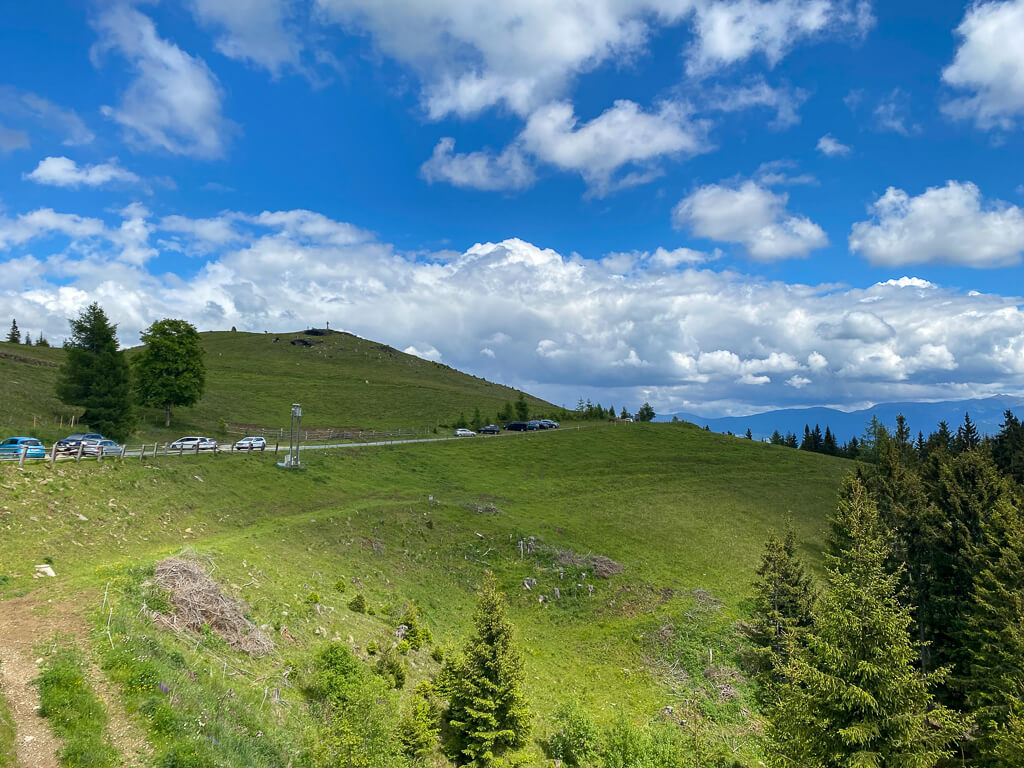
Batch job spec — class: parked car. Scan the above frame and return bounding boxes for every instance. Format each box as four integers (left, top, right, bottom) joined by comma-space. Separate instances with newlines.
538, 419, 560, 429
504, 421, 529, 431
81, 439, 122, 456
169, 436, 218, 451
55, 432, 103, 453
454, 428, 476, 437
0, 437, 46, 459
234, 436, 267, 451
477, 424, 500, 434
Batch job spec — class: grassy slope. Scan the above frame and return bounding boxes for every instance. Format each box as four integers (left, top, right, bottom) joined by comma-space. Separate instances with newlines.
0, 677, 13, 768
0, 331, 557, 442
0, 424, 851, 762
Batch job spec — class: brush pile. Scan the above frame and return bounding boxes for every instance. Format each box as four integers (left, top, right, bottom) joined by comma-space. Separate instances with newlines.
556, 551, 624, 578
152, 556, 274, 657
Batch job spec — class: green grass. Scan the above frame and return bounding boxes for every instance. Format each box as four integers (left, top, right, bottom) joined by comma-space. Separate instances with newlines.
0, 423, 851, 765
0, 330, 558, 443
35, 645, 121, 768
0, 662, 15, 768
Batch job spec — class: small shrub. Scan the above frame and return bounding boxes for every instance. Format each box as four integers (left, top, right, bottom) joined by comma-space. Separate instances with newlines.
366, 640, 379, 656
549, 699, 599, 767
374, 644, 407, 689
400, 694, 439, 761
333, 578, 347, 593
348, 593, 367, 613
305, 591, 321, 605
396, 639, 411, 655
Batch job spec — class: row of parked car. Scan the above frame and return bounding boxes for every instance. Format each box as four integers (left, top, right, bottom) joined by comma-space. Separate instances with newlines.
0, 432, 272, 459
454, 419, 560, 437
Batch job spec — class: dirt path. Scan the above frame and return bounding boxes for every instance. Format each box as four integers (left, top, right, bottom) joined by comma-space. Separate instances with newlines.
0, 595, 152, 768
0, 597, 61, 768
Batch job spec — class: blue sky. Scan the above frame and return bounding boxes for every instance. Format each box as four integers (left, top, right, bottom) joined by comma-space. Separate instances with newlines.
2, 0, 1024, 417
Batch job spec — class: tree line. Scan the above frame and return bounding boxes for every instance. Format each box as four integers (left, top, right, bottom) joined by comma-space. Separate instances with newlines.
6, 317, 51, 347
52, 303, 206, 441
747, 410, 1024, 766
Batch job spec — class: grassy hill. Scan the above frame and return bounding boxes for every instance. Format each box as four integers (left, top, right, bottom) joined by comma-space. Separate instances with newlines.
0, 331, 558, 442
0, 423, 852, 766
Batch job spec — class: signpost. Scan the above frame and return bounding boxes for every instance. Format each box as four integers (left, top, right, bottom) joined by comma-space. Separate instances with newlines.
281, 402, 303, 469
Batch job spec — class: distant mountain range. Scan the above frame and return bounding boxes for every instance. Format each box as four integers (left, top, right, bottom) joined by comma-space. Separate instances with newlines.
657, 395, 1024, 443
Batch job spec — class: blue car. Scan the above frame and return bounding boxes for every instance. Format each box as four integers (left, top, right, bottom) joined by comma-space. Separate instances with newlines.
0, 437, 47, 459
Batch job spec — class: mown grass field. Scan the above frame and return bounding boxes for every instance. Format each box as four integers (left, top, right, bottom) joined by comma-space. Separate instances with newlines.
0, 423, 852, 765
0, 330, 558, 443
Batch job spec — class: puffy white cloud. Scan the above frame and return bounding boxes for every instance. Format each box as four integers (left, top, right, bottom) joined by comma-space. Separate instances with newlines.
91, 4, 235, 158
849, 181, 1024, 267
24, 156, 142, 188
684, 0, 831, 75
188, 0, 302, 75
818, 311, 895, 342
816, 133, 851, 156
5, 202, 1024, 417
942, 0, 1024, 130
0, 86, 94, 146
672, 180, 827, 260
420, 138, 535, 191
520, 100, 706, 195
314, 0, 871, 118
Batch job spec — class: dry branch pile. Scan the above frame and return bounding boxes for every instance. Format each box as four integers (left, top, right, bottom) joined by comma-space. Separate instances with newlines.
555, 551, 624, 578
152, 556, 274, 657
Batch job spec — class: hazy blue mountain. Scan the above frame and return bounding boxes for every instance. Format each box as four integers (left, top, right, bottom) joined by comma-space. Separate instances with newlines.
658, 395, 1024, 443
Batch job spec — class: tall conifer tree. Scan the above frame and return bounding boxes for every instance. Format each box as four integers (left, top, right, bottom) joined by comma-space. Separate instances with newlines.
55, 303, 134, 440
745, 525, 815, 704
768, 477, 965, 767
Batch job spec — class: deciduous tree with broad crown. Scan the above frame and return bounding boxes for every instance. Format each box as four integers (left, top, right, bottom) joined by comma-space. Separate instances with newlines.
134, 318, 206, 427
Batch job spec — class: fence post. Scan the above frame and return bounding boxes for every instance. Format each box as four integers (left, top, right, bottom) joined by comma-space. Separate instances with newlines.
19, 446, 27, 469
274, 442, 279, 455
140, 444, 145, 460
76, 442, 84, 462
120, 445, 126, 459
49, 443, 56, 469
97, 446, 102, 463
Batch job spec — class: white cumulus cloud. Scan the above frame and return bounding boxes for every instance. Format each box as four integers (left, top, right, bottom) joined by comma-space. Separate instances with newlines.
943, 0, 1024, 130
816, 133, 851, 156
672, 180, 827, 260
421, 138, 535, 192
91, 4, 236, 158
849, 181, 1024, 267
25, 156, 142, 188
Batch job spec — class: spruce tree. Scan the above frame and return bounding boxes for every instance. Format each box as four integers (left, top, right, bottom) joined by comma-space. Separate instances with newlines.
924, 450, 1017, 706
991, 410, 1024, 486
55, 303, 134, 441
515, 392, 529, 421
767, 477, 965, 767
23, 332, 31, 345
5, 318, 19, 344
444, 574, 531, 766
956, 411, 981, 453
867, 440, 942, 672
744, 525, 815, 703
36, 333, 50, 347
966, 516, 1024, 765
823, 426, 838, 455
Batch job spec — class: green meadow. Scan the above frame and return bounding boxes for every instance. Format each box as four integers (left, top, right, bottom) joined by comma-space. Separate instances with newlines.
0, 423, 851, 765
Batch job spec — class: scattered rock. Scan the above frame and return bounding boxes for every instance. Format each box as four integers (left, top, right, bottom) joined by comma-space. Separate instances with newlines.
33, 564, 55, 578
522, 578, 537, 591
395, 624, 409, 639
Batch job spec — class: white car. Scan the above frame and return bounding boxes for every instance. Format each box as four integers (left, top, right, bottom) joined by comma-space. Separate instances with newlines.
454, 428, 476, 437
82, 438, 122, 456
234, 436, 267, 451
169, 436, 218, 451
